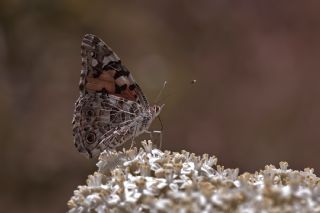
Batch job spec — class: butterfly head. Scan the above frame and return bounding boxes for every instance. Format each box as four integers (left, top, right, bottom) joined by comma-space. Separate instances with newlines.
150, 104, 164, 119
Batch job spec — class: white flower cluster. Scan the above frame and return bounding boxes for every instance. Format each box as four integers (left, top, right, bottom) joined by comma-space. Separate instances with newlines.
68, 141, 320, 212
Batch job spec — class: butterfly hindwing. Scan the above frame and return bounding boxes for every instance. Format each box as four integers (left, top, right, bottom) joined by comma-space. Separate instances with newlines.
73, 92, 143, 158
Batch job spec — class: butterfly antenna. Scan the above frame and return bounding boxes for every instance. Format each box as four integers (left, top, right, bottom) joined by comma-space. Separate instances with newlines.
158, 80, 196, 103
154, 81, 167, 104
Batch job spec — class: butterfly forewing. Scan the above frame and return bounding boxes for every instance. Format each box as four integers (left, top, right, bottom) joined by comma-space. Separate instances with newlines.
79, 34, 148, 107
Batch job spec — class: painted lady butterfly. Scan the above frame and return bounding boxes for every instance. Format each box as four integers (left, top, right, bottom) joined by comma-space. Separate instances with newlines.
72, 34, 163, 158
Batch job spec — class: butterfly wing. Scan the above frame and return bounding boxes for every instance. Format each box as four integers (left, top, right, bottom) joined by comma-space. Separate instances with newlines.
80, 34, 149, 108
73, 34, 153, 158
72, 93, 143, 158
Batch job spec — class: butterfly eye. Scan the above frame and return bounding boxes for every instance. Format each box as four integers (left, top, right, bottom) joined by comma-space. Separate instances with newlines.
155, 106, 160, 112
86, 132, 96, 144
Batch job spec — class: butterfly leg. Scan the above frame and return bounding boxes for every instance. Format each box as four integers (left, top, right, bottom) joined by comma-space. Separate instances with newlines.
144, 130, 162, 149
153, 130, 162, 149
129, 125, 138, 149
144, 130, 153, 142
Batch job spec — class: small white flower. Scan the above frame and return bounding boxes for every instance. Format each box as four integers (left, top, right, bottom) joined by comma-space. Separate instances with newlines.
68, 141, 320, 212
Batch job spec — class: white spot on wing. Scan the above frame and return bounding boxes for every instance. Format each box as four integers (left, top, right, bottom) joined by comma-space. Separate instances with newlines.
115, 76, 130, 85
92, 59, 98, 67
103, 56, 111, 65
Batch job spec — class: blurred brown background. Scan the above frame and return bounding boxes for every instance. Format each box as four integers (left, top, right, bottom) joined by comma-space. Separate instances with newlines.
1, 1, 320, 212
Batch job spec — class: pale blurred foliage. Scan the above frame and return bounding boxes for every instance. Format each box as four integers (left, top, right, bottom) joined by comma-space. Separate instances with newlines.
1, 1, 320, 212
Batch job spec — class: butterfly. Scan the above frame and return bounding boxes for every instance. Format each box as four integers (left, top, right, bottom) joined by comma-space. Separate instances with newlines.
72, 34, 163, 158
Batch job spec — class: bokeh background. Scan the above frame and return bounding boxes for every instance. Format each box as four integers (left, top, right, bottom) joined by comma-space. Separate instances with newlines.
1, 1, 320, 212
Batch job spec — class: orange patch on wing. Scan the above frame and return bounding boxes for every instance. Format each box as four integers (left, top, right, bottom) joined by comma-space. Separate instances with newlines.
115, 89, 137, 101
85, 76, 115, 92
99, 70, 116, 81
85, 69, 138, 101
